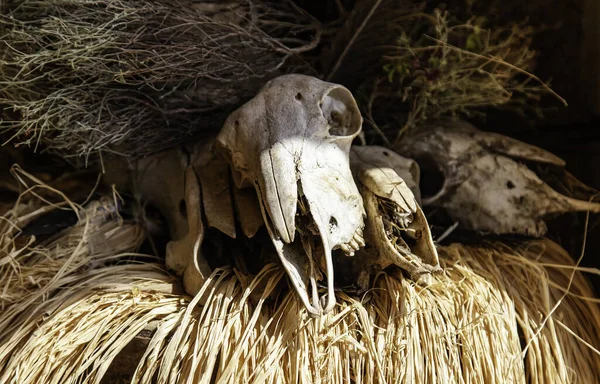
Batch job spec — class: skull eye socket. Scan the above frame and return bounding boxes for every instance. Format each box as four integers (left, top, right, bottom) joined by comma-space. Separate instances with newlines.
414, 155, 446, 203
320, 87, 361, 137
179, 199, 187, 218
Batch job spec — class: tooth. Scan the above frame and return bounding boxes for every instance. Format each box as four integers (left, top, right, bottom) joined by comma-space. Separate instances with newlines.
340, 244, 351, 254
354, 232, 365, 247
340, 243, 356, 256
349, 239, 360, 251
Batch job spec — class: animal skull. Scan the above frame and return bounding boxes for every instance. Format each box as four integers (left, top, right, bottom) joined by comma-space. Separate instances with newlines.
105, 140, 242, 299
349, 145, 439, 287
351, 145, 423, 204
396, 119, 600, 236
216, 74, 365, 316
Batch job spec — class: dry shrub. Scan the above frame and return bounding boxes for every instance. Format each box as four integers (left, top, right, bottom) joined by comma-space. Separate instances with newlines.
0, 0, 320, 162
326, 3, 564, 145
379, 10, 563, 144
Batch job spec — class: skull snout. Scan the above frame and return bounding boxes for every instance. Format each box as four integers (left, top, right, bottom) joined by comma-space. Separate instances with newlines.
257, 142, 300, 244
255, 143, 365, 316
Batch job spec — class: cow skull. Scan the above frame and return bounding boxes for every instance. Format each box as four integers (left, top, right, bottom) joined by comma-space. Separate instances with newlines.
396, 119, 600, 236
216, 74, 365, 316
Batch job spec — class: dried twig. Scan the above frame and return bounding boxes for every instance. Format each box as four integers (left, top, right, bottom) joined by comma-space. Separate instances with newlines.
354, 9, 559, 146
0, 0, 321, 162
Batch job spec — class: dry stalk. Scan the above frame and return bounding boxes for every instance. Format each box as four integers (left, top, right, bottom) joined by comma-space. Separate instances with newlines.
0, 163, 598, 383
357, 9, 561, 146
0, 0, 320, 162
2, 207, 599, 383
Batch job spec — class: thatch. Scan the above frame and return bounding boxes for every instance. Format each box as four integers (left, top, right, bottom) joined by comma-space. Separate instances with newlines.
0, 167, 599, 383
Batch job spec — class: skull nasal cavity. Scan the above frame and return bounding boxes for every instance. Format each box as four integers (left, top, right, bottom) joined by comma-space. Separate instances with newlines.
416, 156, 445, 199
329, 216, 338, 232
321, 88, 361, 136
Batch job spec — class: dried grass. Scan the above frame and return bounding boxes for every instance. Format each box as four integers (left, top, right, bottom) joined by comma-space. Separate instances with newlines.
0, 169, 599, 383
0, 166, 146, 344
357, 8, 564, 146
0, 0, 320, 162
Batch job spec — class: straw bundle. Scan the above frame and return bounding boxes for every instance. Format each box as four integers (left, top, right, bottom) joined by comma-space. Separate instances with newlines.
0, 169, 599, 383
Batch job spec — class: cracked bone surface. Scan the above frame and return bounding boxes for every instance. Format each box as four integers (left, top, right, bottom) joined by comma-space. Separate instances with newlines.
216, 74, 365, 316
349, 145, 439, 287
169, 165, 212, 296
104, 148, 213, 295
396, 119, 600, 236
111, 150, 190, 246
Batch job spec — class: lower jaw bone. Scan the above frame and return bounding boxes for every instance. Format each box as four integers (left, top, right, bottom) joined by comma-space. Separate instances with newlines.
348, 146, 440, 286
267, 192, 337, 317
270, 233, 335, 317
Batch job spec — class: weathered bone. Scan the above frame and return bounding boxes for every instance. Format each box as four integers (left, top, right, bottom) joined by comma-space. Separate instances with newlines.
350, 145, 439, 286
104, 148, 214, 292
232, 186, 264, 238
216, 74, 365, 316
189, 140, 237, 239
106, 140, 264, 298
167, 166, 212, 295
106, 150, 189, 244
351, 145, 422, 204
396, 119, 600, 236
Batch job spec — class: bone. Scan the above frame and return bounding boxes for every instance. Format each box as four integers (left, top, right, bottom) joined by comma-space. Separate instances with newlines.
216, 74, 365, 316
232, 186, 264, 238
350, 145, 440, 282
396, 119, 600, 236
104, 150, 190, 242
350, 145, 422, 204
166, 166, 212, 295
104, 148, 213, 294
436, 119, 566, 166
190, 140, 237, 239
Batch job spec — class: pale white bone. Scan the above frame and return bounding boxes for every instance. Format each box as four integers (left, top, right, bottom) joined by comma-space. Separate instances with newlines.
216, 74, 365, 316
396, 119, 600, 236
350, 145, 440, 286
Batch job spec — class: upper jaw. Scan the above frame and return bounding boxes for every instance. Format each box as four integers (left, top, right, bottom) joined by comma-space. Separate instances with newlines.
255, 142, 365, 316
